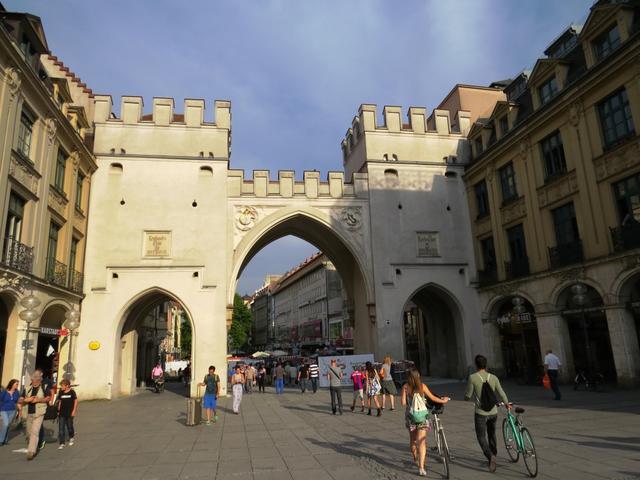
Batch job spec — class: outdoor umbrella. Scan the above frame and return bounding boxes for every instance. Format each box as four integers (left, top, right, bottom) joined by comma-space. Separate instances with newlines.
252, 351, 271, 358
271, 350, 288, 357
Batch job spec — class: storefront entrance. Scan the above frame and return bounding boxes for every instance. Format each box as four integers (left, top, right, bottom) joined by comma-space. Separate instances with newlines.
495, 297, 541, 384
35, 304, 67, 387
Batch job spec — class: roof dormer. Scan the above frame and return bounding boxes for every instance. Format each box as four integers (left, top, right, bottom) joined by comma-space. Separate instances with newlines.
580, 1, 635, 68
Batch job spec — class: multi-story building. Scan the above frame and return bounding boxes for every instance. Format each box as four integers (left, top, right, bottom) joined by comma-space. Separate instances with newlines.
0, 6, 96, 386
464, 0, 640, 385
252, 253, 353, 355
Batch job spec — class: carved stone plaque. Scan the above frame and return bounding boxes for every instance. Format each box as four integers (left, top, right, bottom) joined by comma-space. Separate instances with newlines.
416, 232, 439, 257
143, 231, 172, 257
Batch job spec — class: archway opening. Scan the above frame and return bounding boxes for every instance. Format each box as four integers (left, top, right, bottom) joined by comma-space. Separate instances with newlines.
116, 291, 193, 397
233, 213, 373, 359
36, 304, 67, 386
558, 284, 616, 382
493, 297, 540, 384
402, 285, 463, 378
619, 272, 640, 364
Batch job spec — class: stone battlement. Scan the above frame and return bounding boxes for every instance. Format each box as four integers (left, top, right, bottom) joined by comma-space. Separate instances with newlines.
227, 170, 368, 199
93, 95, 231, 129
341, 104, 471, 158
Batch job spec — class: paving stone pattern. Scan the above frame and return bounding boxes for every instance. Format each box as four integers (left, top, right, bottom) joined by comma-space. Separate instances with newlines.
0, 381, 639, 479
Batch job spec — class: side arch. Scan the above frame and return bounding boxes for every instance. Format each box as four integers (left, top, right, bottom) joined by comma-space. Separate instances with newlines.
549, 277, 608, 309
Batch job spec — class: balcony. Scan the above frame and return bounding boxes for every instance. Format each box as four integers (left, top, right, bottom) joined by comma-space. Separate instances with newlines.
505, 257, 530, 280
549, 239, 584, 269
611, 223, 640, 252
68, 270, 84, 294
2, 236, 34, 274
478, 268, 498, 287
45, 257, 68, 288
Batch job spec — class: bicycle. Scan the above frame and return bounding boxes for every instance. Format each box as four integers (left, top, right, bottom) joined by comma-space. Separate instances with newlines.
429, 404, 452, 479
573, 370, 605, 392
501, 403, 538, 477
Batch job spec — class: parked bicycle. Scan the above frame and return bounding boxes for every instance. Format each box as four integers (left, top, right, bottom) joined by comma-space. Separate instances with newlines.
429, 402, 451, 479
573, 369, 605, 392
501, 403, 538, 477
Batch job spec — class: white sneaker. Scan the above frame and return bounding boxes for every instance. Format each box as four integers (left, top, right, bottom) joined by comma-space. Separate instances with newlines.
68, 438, 74, 446
58, 444, 65, 450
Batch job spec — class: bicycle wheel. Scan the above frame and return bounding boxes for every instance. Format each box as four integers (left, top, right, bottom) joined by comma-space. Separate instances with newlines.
502, 418, 519, 462
521, 427, 538, 477
438, 429, 451, 479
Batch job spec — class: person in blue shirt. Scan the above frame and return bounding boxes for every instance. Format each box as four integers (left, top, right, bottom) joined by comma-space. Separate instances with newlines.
1, 379, 21, 445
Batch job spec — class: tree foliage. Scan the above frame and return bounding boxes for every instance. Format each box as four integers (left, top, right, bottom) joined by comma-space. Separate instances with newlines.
228, 294, 253, 351
180, 316, 192, 358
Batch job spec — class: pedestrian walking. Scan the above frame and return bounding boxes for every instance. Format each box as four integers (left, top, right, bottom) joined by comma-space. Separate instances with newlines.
365, 361, 382, 416
257, 364, 267, 393
465, 354, 510, 473
20, 370, 51, 460
327, 359, 344, 415
183, 363, 191, 386
56, 379, 77, 449
198, 366, 220, 425
288, 363, 298, 387
245, 364, 255, 394
380, 355, 397, 411
308, 360, 319, 393
0, 379, 21, 445
350, 366, 365, 412
273, 363, 285, 394
298, 363, 310, 393
401, 366, 450, 477
544, 349, 562, 400
231, 366, 245, 414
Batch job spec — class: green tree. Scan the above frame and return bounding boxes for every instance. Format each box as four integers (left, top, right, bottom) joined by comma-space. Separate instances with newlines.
229, 294, 253, 351
180, 317, 192, 358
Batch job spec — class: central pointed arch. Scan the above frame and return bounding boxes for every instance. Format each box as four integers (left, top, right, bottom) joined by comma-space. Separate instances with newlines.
230, 206, 375, 353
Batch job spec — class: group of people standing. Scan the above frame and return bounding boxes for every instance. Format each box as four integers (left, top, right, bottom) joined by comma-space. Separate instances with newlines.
0, 370, 78, 461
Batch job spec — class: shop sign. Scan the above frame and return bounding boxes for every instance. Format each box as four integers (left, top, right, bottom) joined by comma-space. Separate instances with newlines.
496, 312, 534, 326
40, 327, 69, 337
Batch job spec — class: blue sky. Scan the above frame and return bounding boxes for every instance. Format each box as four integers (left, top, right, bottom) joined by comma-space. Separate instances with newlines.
9, 0, 594, 293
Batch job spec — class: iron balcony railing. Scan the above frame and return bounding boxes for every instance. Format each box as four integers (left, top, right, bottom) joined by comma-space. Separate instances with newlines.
45, 257, 68, 288
505, 257, 530, 280
610, 222, 640, 252
2, 236, 34, 274
549, 239, 584, 269
69, 269, 83, 294
478, 268, 498, 287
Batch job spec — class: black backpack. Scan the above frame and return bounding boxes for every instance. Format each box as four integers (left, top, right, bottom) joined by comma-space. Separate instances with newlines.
479, 373, 498, 412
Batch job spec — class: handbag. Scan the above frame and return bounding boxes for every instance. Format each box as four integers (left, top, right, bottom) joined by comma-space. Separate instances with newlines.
369, 372, 381, 395
409, 392, 429, 424
542, 373, 551, 390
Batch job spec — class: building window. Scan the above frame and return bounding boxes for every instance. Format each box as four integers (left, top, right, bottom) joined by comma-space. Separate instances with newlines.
505, 224, 529, 279
552, 202, 579, 246
598, 88, 635, 148
538, 76, 558, 106
474, 138, 483, 157
499, 116, 509, 136
480, 236, 496, 272
613, 173, 640, 223
75, 173, 84, 210
69, 237, 79, 271
474, 180, 490, 218
54, 149, 67, 193
540, 130, 567, 180
46, 222, 60, 278
4, 192, 25, 242
594, 24, 621, 61
499, 162, 518, 203
17, 112, 34, 158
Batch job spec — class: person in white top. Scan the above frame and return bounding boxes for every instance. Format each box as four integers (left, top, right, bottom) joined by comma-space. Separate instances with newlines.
543, 350, 562, 400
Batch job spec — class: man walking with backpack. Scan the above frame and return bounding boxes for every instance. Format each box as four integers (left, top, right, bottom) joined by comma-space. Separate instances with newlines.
465, 355, 509, 473
20, 370, 51, 460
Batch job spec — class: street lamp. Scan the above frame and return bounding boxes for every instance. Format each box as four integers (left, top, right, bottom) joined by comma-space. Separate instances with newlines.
571, 283, 591, 373
511, 295, 528, 382
19, 292, 41, 385
64, 306, 80, 380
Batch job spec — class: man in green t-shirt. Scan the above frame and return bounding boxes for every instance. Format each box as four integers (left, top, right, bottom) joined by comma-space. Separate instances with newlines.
465, 354, 509, 473
198, 366, 220, 425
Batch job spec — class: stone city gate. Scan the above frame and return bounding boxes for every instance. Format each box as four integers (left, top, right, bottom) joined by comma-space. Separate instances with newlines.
74, 96, 482, 399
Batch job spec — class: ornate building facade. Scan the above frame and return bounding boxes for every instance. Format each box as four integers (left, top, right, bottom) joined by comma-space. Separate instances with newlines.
0, 7, 96, 387
464, 0, 640, 385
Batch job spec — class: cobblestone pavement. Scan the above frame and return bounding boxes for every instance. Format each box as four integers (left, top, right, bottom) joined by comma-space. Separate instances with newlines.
0, 380, 639, 480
